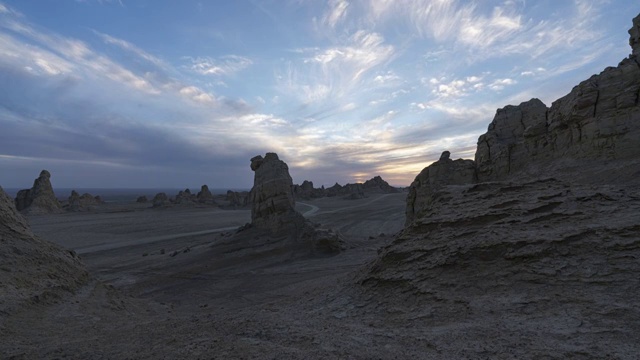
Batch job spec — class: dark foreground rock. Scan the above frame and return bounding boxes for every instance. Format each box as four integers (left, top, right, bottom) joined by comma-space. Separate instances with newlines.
0, 186, 88, 323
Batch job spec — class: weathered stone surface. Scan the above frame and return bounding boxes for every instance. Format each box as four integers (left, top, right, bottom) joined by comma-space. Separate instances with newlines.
406, 151, 476, 225
0, 186, 88, 318
196, 185, 216, 205
245, 152, 343, 253
475, 24, 640, 182
250, 153, 302, 233
14, 170, 62, 214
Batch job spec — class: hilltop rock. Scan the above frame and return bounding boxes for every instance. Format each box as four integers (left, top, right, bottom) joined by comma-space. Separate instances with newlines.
197, 185, 216, 205
0, 186, 88, 319
476, 30, 640, 183
14, 170, 62, 214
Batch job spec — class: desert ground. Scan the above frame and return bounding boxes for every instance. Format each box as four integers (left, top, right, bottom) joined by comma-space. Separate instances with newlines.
3, 193, 416, 359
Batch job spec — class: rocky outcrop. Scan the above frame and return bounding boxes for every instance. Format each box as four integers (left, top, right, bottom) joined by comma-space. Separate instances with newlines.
0, 186, 88, 319
136, 196, 148, 203
240, 152, 343, 253
14, 170, 62, 214
355, 14, 640, 358
67, 190, 104, 212
250, 153, 303, 234
405, 151, 476, 225
197, 185, 216, 205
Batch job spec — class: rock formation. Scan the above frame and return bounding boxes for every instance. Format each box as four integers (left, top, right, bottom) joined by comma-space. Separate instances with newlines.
136, 195, 148, 203
356, 14, 640, 358
630, 14, 640, 57
239, 152, 343, 253
226, 190, 250, 208
196, 185, 216, 205
151, 192, 170, 208
363, 176, 399, 193
0, 186, 88, 319
67, 190, 104, 212
174, 188, 196, 204
250, 153, 303, 234
14, 170, 62, 214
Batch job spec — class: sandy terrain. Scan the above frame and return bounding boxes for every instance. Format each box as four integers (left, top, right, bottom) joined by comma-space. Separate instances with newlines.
2, 193, 409, 359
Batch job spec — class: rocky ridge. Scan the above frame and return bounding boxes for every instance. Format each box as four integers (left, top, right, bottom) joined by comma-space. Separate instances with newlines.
66, 190, 104, 212
293, 176, 398, 200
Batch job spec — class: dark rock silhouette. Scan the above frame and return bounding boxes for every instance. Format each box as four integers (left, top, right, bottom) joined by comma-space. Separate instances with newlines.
14, 170, 62, 214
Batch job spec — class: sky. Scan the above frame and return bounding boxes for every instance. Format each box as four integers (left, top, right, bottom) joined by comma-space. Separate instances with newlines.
0, 0, 637, 189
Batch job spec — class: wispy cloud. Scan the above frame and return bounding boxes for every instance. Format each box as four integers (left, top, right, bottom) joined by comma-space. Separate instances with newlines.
184, 55, 253, 76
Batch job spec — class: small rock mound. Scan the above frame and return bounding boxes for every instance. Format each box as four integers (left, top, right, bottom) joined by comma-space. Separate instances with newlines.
363, 176, 398, 193
136, 195, 148, 203
0, 186, 88, 320
151, 192, 170, 207
14, 170, 62, 214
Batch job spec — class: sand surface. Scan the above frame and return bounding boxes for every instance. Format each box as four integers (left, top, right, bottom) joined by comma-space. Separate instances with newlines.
3, 193, 410, 359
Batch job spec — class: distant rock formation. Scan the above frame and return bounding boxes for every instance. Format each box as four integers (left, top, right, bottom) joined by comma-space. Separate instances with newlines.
630, 14, 640, 57
136, 195, 148, 203
226, 190, 250, 208
0, 186, 88, 318
197, 185, 216, 205
152, 192, 170, 208
174, 188, 196, 204
14, 170, 63, 214
67, 190, 104, 212
294, 176, 398, 200
363, 176, 399, 193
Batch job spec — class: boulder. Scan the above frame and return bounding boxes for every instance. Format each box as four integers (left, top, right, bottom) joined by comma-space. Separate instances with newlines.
14, 170, 62, 214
